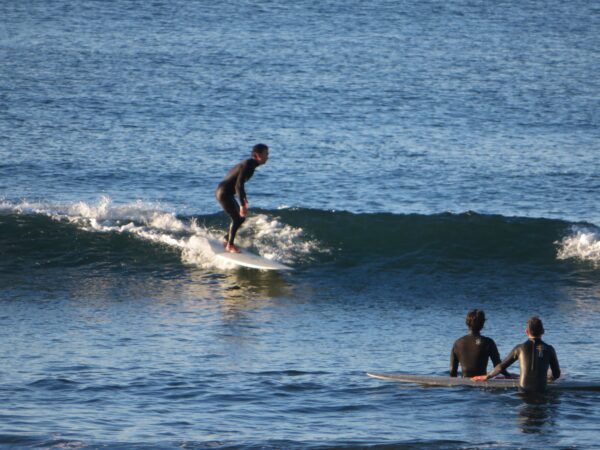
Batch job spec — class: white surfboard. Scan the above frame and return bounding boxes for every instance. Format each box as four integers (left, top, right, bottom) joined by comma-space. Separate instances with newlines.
367, 372, 600, 391
206, 238, 292, 271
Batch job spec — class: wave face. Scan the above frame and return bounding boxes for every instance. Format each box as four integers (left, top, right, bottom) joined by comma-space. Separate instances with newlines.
1, 198, 599, 274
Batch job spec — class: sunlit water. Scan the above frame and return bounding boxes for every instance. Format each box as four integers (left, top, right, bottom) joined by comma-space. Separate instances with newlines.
2, 0, 600, 448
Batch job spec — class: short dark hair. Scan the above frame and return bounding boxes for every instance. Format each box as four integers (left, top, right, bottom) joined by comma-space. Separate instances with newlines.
252, 143, 269, 156
466, 309, 485, 333
527, 316, 545, 337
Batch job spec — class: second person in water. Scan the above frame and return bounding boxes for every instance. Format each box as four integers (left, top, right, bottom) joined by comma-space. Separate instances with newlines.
450, 309, 512, 378
473, 316, 561, 392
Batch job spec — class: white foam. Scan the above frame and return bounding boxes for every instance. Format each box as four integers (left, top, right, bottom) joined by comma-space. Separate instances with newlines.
181, 235, 238, 270
557, 227, 600, 265
238, 214, 324, 265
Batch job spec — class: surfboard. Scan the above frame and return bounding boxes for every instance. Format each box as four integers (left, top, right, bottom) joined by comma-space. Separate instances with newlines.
206, 238, 292, 271
367, 373, 600, 391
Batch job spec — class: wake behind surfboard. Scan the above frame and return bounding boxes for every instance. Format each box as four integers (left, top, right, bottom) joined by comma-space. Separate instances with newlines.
206, 238, 292, 271
367, 373, 600, 391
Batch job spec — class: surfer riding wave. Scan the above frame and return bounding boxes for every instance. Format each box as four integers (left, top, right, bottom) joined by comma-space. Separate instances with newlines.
215, 144, 269, 253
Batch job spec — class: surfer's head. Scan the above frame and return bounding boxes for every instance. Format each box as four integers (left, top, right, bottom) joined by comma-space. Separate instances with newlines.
252, 143, 269, 165
466, 309, 485, 334
526, 316, 545, 338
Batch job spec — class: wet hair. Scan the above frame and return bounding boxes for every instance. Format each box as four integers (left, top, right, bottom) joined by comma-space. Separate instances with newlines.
527, 316, 545, 337
466, 309, 485, 333
251, 143, 269, 157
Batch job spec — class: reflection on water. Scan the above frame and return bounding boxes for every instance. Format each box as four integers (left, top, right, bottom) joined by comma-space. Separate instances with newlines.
7, 263, 295, 335
27, 262, 294, 304
517, 391, 561, 434
562, 283, 600, 316
185, 265, 293, 310
204, 268, 294, 322
212, 268, 293, 301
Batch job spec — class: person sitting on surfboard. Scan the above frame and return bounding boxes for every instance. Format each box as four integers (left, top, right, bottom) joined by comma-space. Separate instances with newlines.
472, 316, 561, 392
215, 144, 269, 253
450, 309, 512, 378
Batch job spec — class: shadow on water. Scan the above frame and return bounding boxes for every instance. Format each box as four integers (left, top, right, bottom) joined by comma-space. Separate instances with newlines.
516, 391, 561, 434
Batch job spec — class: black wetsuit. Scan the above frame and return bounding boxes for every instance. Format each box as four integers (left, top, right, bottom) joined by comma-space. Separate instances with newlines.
450, 332, 508, 378
488, 338, 560, 392
215, 158, 259, 245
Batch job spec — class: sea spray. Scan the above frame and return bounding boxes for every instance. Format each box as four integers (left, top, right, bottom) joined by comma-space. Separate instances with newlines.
557, 227, 600, 266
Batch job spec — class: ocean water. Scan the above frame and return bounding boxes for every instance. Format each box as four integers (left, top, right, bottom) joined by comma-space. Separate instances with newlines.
2, 0, 600, 448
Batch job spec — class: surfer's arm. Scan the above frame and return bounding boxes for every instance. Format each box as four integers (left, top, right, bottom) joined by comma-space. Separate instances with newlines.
235, 160, 250, 206
449, 345, 459, 377
548, 346, 561, 381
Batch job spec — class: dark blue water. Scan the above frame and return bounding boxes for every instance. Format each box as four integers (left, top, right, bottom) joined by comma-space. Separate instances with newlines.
2, 0, 600, 448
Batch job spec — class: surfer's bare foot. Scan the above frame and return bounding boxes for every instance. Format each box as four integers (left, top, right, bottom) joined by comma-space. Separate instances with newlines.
225, 244, 241, 253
